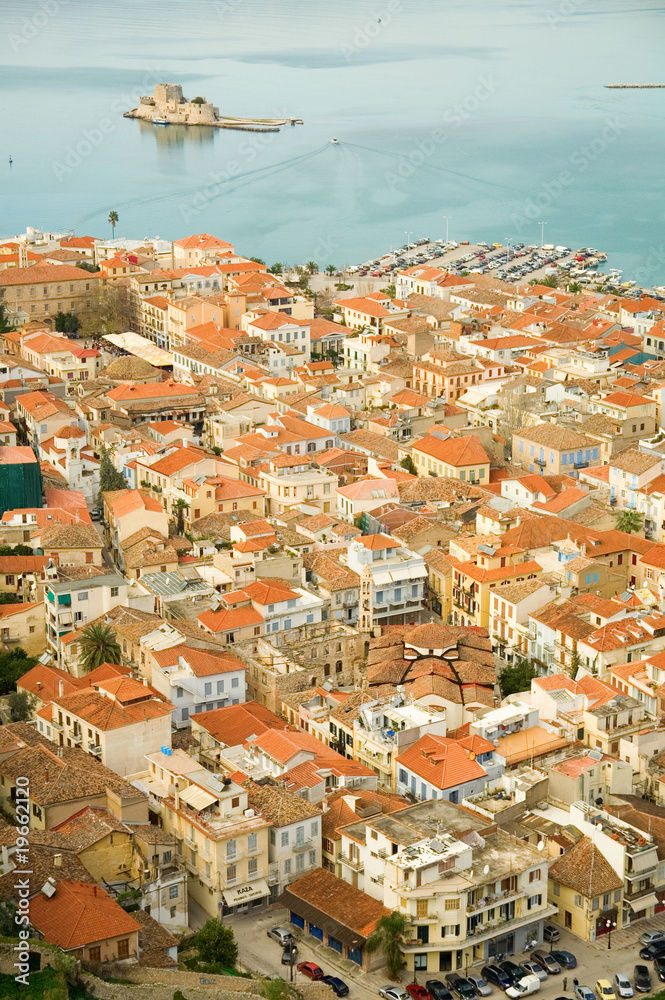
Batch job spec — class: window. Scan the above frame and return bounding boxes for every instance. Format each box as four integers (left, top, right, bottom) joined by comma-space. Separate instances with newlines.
248, 832, 257, 851
78, 591, 88, 601
417, 899, 429, 918
217, 680, 224, 694
227, 840, 237, 858
226, 864, 236, 881
529, 869, 541, 882
553, 882, 560, 896
231, 796, 239, 808
445, 898, 459, 910
309, 849, 316, 866
592, 897, 599, 910
248, 858, 258, 875
574, 894, 582, 907
281, 831, 289, 847
204, 682, 212, 696
176, 687, 183, 699
270, 829, 276, 845
284, 859, 291, 874
231, 677, 239, 688
310, 821, 318, 836
117, 939, 129, 959
169, 884, 178, 898
414, 954, 428, 971
88, 947, 101, 963
111, 587, 119, 597
163, 850, 171, 863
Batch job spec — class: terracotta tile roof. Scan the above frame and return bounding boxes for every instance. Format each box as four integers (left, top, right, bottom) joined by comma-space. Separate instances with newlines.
0, 264, 97, 286
413, 433, 490, 467
151, 644, 245, 678
49, 687, 172, 731
321, 788, 410, 840
282, 866, 390, 940
245, 778, 320, 825
17, 663, 85, 701
516, 422, 597, 451
104, 489, 164, 516
396, 733, 489, 789
51, 806, 130, 850
340, 430, 399, 461
39, 523, 103, 549
29, 880, 140, 950
197, 604, 263, 632
610, 446, 662, 475
549, 836, 623, 896
194, 700, 290, 746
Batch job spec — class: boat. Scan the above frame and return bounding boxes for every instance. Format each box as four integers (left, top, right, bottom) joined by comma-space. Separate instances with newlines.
8, 156, 12, 165
331, 137, 339, 143
152, 117, 169, 126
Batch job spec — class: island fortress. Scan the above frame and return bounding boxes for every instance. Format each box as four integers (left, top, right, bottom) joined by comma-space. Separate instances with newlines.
124, 83, 301, 132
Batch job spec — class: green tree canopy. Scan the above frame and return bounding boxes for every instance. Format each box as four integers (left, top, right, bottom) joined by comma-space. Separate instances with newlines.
193, 918, 238, 971
8, 690, 36, 721
98, 445, 127, 507
78, 623, 122, 673
54, 311, 81, 334
400, 455, 417, 476
0, 648, 39, 696
0, 304, 13, 334
108, 210, 119, 236
499, 656, 536, 697
616, 509, 643, 535
366, 911, 405, 979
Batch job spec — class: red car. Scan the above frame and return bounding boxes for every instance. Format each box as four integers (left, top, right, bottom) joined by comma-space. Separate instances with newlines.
407, 987, 433, 1000
298, 963, 324, 981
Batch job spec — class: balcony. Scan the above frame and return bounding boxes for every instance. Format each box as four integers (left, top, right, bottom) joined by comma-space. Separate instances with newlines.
624, 883, 655, 901
467, 885, 526, 914
51, 720, 64, 731
339, 853, 364, 871
293, 838, 313, 853
184, 837, 198, 852
71, 731, 83, 744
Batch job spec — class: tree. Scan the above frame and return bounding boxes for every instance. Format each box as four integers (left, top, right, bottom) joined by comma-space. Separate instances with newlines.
0, 544, 34, 556
305, 261, 318, 275
567, 281, 582, 293
97, 445, 127, 508
108, 210, 119, 237
0, 648, 39, 696
499, 385, 530, 450
0, 900, 17, 936
54, 311, 80, 334
173, 498, 190, 533
78, 623, 122, 673
193, 918, 238, 970
0, 304, 12, 334
366, 911, 405, 979
499, 656, 536, 697
530, 274, 559, 288
76, 260, 101, 273
79, 282, 132, 343
617, 509, 643, 535
380, 284, 396, 298
567, 649, 582, 680
8, 690, 36, 721
250, 257, 266, 266
270, 262, 283, 274
324, 264, 337, 276
400, 455, 418, 476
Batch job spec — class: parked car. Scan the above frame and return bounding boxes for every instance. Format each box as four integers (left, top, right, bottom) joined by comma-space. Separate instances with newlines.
500, 963, 526, 983
298, 963, 324, 981
574, 987, 595, 1000
407, 987, 432, 1000
613, 974, 633, 998
639, 930, 665, 946
655, 958, 665, 984
506, 975, 541, 999
379, 990, 409, 1000
323, 977, 350, 997
482, 965, 514, 989
596, 981, 616, 1000
467, 974, 492, 997
533, 953, 561, 975
551, 952, 577, 970
639, 941, 665, 960
521, 963, 547, 983
633, 966, 652, 993
267, 926, 293, 946
281, 946, 297, 965
446, 974, 477, 1000
426, 981, 454, 1000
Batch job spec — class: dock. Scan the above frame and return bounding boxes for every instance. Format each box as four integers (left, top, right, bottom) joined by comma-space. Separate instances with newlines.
606, 84, 665, 89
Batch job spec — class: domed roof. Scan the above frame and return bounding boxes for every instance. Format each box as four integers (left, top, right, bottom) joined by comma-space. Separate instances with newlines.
103, 356, 161, 381
55, 426, 85, 439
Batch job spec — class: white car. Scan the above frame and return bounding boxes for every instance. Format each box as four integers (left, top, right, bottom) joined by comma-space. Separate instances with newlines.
379, 990, 409, 1000
614, 975, 633, 999
520, 962, 547, 983
506, 975, 540, 999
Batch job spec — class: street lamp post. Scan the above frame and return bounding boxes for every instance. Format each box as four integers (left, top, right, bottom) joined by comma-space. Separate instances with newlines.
289, 942, 298, 981
606, 918, 616, 950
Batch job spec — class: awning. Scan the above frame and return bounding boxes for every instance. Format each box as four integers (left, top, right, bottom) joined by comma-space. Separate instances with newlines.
373, 570, 394, 586
627, 893, 659, 911
223, 878, 269, 907
179, 785, 218, 811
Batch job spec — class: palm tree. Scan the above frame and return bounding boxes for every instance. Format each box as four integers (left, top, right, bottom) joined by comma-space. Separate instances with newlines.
366, 911, 405, 979
78, 623, 122, 673
567, 281, 583, 293
173, 498, 190, 534
325, 264, 336, 277
108, 210, 119, 237
306, 261, 318, 275
616, 509, 643, 535
270, 262, 283, 275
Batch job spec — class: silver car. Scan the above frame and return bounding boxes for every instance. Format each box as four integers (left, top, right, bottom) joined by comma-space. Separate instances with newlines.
614, 975, 633, 999
575, 987, 595, 1000
521, 962, 547, 983
379, 989, 409, 1000
467, 974, 492, 997
267, 926, 293, 946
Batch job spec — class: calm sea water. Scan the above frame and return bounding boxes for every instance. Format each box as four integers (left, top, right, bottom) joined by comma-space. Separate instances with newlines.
1, 0, 665, 283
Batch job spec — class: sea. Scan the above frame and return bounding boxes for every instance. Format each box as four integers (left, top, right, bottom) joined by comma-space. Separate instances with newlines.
1, 0, 665, 284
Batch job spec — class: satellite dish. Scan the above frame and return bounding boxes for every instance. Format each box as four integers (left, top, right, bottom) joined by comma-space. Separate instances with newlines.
537, 841, 544, 852
483, 864, 490, 875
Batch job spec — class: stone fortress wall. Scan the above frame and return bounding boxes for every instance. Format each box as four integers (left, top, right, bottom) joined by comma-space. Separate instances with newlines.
138, 83, 220, 125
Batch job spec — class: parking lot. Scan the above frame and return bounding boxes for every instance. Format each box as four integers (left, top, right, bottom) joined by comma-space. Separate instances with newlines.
223, 906, 665, 1000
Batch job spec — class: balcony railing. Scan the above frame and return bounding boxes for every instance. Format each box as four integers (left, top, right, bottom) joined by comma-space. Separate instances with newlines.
339, 853, 363, 871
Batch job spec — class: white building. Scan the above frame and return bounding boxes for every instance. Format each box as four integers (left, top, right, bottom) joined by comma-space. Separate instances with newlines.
343, 534, 427, 627
145, 643, 247, 729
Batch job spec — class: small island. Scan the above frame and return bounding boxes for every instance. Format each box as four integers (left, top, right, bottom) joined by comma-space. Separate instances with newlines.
124, 83, 302, 132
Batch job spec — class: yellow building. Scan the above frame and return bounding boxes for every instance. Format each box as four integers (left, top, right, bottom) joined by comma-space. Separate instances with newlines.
447, 541, 543, 630
144, 748, 271, 919
423, 549, 453, 621
247, 454, 338, 516
548, 836, 624, 942
50, 805, 134, 885
411, 433, 490, 483
0, 600, 45, 657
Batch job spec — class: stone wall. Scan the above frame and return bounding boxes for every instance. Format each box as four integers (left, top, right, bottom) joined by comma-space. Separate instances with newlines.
86, 966, 331, 1000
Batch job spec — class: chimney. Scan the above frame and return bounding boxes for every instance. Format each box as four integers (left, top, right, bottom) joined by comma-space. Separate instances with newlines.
45, 769, 49, 782
58, 680, 64, 697
53, 854, 62, 868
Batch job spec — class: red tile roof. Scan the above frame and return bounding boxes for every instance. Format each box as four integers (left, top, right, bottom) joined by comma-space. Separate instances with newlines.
413, 433, 490, 467
29, 880, 140, 950
193, 701, 291, 746
395, 733, 489, 789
